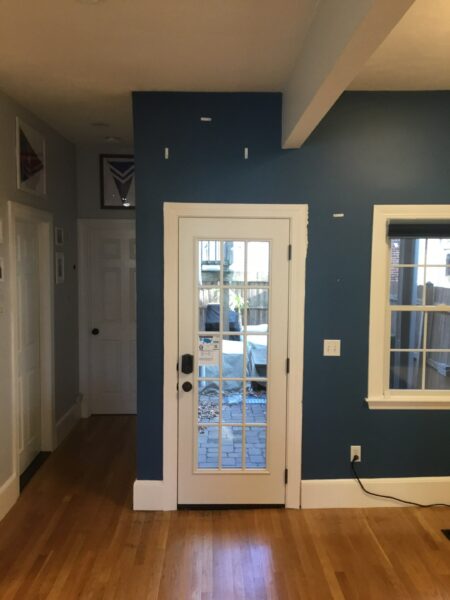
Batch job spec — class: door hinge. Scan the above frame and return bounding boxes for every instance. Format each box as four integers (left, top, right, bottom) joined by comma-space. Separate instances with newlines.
288, 244, 292, 260
286, 358, 290, 374
284, 468, 288, 484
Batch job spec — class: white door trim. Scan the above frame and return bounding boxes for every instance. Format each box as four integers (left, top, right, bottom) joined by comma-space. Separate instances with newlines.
134, 202, 308, 511
77, 218, 135, 418
8, 201, 56, 480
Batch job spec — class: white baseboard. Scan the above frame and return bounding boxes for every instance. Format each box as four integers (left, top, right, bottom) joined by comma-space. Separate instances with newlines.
133, 480, 177, 511
0, 474, 19, 523
56, 395, 82, 447
80, 394, 91, 419
301, 476, 450, 508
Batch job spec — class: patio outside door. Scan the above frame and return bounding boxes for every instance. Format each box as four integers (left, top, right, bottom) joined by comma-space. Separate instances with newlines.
178, 217, 290, 505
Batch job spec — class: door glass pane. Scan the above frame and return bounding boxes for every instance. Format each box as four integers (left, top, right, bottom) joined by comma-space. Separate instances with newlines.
390, 312, 424, 349
198, 426, 218, 469
221, 426, 242, 469
389, 267, 424, 305
198, 380, 219, 423
425, 353, 450, 389
247, 335, 268, 378
222, 380, 243, 423
247, 241, 269, 284
222, 335, 244, 378
223, 288, 244, 334
199, 241, 221, 285
246, 381, 267, 423
245, 427, 266, 469
223, 241, 245, 284
246, 289, 269, 332
424, 267, 450, 305
389, 352, 423, 389
199, 289, 220, 331
197, 336, 219, 378
427, 312, 450, 349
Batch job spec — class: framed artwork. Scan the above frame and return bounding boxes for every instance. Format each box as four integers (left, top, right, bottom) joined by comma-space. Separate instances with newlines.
16, 118, 46, 196
55, 252, 65, 284
100, 154, 135, 209
55, 227, 64, 246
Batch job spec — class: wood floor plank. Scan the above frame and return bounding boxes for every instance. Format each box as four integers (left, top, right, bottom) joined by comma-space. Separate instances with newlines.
0, 416, 449, 599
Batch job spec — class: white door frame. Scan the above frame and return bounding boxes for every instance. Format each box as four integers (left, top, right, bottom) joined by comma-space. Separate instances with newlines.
8, 201, 56, 481
77, 218, 135, 418
155, 203, 308, 510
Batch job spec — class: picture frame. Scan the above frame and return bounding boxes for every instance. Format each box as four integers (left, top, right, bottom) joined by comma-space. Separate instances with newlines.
16, 118, 46, 196
100, 154, 135, 209
55, 252, 65, 284
55, 227, 64, 246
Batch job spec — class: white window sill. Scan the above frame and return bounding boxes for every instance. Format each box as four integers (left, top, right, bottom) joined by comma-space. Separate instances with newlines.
366, 395, 450, 410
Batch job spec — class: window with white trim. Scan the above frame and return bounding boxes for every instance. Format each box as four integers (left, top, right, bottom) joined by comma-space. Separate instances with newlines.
367, 206, 450, 409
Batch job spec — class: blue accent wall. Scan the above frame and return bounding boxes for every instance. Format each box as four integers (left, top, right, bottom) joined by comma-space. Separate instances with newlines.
133, 91, 450, 481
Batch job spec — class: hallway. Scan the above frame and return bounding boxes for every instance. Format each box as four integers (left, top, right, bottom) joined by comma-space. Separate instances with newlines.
0, 416, 449, 599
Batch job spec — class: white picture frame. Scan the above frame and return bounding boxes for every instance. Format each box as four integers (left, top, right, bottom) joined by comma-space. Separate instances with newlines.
16, 118, 47, 196
55, 252, 64, 284
55, 227, 64, 246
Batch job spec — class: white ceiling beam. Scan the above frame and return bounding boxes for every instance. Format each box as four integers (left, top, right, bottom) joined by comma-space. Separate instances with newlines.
282, 0, 415, 148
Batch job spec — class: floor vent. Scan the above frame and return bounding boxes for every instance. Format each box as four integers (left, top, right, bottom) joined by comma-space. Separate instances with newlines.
442, 530, 450, 541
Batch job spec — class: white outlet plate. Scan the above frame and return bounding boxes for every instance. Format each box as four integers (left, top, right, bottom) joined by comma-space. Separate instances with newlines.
350, 445, 361, 462
323, 339, 341, 356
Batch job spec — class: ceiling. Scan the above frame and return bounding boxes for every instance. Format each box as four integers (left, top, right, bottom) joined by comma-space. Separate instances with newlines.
0, 0, 318, 144
350, 0, 450, 90
0, 0, 448, 145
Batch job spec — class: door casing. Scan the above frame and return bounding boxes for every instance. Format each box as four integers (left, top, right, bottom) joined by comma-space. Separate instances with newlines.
8, 201, 56, 487
156, 203, 308, 510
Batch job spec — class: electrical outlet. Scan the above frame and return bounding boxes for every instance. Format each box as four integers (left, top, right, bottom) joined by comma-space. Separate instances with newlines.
323, 339, 341, 356
350, 445, 361, 462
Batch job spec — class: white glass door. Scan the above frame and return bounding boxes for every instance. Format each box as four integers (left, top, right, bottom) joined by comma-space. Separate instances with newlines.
178, 218, 290, 505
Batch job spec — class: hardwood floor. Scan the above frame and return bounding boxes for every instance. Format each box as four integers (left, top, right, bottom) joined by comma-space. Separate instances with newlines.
0, 416, 449, 599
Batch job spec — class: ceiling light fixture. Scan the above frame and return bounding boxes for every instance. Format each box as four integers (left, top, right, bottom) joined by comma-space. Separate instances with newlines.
104, 136, 121, 143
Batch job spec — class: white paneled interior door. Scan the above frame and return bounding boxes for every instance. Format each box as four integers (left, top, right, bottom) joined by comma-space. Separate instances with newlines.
178, 217, 290, 505
88, 222, 136, 414
16, 219, 41, 473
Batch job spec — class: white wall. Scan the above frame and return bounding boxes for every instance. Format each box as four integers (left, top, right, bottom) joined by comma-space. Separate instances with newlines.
0, 90, 78, 492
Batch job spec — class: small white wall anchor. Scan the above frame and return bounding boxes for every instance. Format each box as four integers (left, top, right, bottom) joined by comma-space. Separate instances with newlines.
244, 147, 249, 160
164, 147, 169, 160
200, 117, 212, 122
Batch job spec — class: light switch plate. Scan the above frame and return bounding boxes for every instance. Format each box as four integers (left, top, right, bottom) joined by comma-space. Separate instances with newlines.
323, 339, 341, 356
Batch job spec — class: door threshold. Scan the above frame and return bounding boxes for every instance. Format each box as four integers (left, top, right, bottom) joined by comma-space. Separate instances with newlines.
178, 504, 285, 510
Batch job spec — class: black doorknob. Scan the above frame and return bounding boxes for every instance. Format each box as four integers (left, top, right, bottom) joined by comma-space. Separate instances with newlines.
91, 328, 100, 335
182, 381, 193, 392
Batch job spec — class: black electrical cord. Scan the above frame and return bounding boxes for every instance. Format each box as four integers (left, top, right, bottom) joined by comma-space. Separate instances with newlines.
350, 457, 450, 508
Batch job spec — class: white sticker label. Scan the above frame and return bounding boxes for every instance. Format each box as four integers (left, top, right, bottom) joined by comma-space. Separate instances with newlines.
198, 335, 220, 366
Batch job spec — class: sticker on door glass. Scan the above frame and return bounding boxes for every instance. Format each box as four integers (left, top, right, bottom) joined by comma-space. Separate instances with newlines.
198, 336, 220, 366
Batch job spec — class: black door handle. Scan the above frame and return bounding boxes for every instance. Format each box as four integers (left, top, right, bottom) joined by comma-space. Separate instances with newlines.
91, 328, 100, 335
181, 354, 194, 374
182, 381, 193, 392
